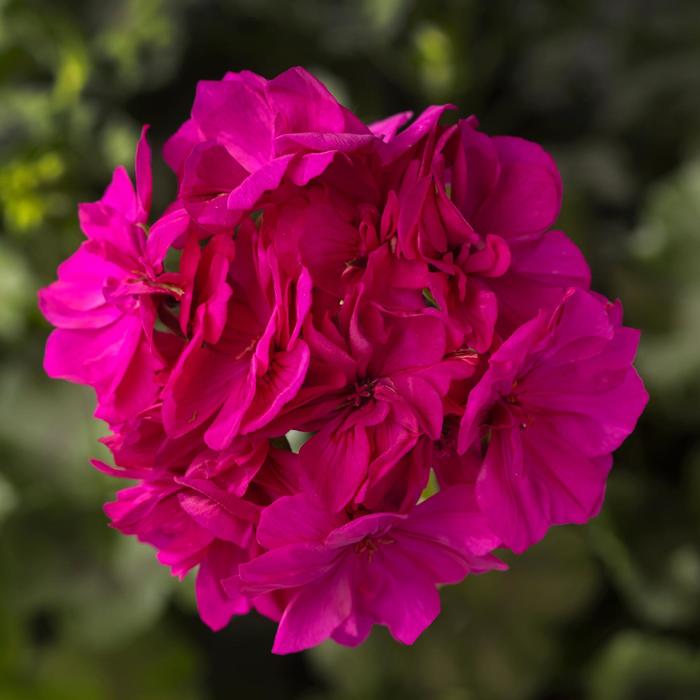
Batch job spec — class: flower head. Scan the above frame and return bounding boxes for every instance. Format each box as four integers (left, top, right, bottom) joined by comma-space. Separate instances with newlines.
456, 288, 648, 552
38, 66, 647, 653
236, 486, 504, 653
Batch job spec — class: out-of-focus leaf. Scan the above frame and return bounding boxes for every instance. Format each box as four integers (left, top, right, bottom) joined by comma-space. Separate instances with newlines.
628, 159, 700, 395
589, 467, 700, 630
413, 23, 456, 99
0, 242, 33, 338
95, 0, 188, 91
62, 536, 176, 650
0, 472, 17, 526
589, 631, 700, 700
591, 513, 700, 629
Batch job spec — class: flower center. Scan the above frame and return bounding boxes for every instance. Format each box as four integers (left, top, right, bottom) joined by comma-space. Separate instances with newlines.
353, 534, 395, 562
349, 378, 377, 407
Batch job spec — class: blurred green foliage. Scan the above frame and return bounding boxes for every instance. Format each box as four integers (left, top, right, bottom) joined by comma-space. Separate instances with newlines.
1, 0, 699, 698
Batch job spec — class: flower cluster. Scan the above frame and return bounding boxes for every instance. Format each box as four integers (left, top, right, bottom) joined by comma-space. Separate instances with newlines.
39, 67, 648, 653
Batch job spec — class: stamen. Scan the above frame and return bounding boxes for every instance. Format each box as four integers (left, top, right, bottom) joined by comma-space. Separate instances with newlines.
349, 379, 377, 407
353, 535, 395, 562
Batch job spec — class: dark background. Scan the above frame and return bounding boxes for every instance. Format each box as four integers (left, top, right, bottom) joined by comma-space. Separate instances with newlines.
1, 1, 699, 698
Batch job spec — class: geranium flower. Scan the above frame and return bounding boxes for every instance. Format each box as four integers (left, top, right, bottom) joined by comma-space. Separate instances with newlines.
456, 288, 648, 552
38, 66, 648, 652
98, 430, 268, 630
235, 485, 505, 653
162, 220, 312, 449
38, 129, 188, 424
281, 288, 476, 510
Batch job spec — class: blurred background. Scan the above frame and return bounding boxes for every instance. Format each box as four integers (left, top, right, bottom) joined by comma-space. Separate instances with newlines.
1, 0, 699, 698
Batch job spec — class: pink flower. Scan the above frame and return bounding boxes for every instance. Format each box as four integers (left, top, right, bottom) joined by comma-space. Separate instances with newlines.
456, 288, 649, 552
38, 129, 188, 424
235, 486, 505, 653
38, 65, 648, 652
162, 221, 312, 449
165, 67, 379, 232
98, 430, 269, 630
281, 289, 476, 511
446, 119, 591, 336
392, 117, 591, 350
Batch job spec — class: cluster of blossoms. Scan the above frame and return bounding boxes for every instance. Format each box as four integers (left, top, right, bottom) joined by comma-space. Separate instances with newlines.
39, 68, 648, 653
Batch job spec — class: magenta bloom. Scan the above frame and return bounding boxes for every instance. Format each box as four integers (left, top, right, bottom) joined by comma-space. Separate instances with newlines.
161, 222, 312, 449
165, 67, 376, 234
38, 129, 188, 424
236, 486, 504, 653
98, 430, 268, 630
283, 289, 476, 511
456, 289, 648, 552
38, 66, 648, 653
393, 116, 590, 350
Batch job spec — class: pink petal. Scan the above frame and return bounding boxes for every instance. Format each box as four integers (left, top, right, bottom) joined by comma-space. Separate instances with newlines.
331, 611, 373, 647
162, 333, 252, 439
381, 104, 454, 163
300, 418, 371, 511
367, 548, 440, 645
196, 542, 251, 631
267, 67, 369, 136
451, 118, 499, 220
226, 155, 294, 213
275, 133, 375, 156
522, 364, 647, 457
522, 423, 613, 528
237, 544, 340, 595
474, 137, 562, 239
146, 208, 190, 269
287, 150, 339, 186
163, 118, 203, 178
291, 268, 313, 343
272, 563, 353, 654
256, 493, 345, 549
490, 230, 591, 331
96, 323, 161, 424
298, 204, 361, 295
100, 166, 138, 223
325, 512, 406, 548
43, 315, 136, 388
192, 77, 273, 171
180, 142, 248, 231
177, 491, 251, 544
475, 426, 545, 553
372, 314, 446, 377
203, 366, 257, 450
477, 422, 610, 553
242, 341, 310, 433
135, 125, 152, 223
405, 485, 501, 556
369, 111, 413, 141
